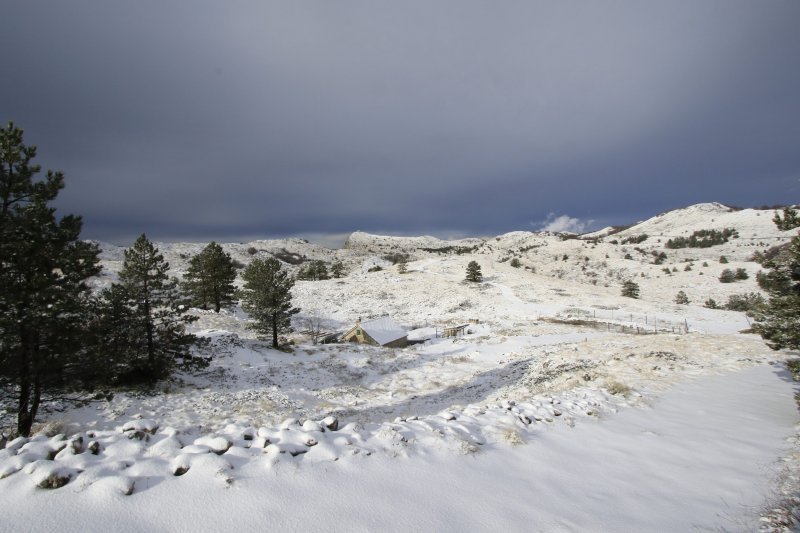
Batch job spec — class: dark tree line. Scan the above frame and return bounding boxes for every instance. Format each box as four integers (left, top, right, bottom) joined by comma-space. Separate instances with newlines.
0, 123, 101, 437
753, 211, 800, 350
665, 228, 738, 249
0, 123, 298, 436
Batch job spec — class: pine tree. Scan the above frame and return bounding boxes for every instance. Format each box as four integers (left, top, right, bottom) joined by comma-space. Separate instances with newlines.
0, 122, 101, 436
331, 261, 345, 278
114, 234, 198, 380
621, 280, 640, 298
314, 260, 330, 280
465, 261, 483, 282
183, 241, 236, 312
753, 228, 800, 350
674, 290, 690, 304
239, 257, 299, 348
773, 206, 800, 231
297, 260, 330, 281
87, 284, 141, 382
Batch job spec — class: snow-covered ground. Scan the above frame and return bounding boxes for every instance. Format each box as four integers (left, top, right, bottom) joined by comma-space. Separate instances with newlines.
1, 203, 799, 531
2, 364, 794, 532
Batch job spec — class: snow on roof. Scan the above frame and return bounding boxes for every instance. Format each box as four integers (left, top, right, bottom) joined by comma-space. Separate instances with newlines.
359, 316, 407, 345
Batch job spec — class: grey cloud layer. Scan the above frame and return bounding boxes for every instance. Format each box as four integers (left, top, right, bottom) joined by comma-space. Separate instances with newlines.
2, 0, 798, 243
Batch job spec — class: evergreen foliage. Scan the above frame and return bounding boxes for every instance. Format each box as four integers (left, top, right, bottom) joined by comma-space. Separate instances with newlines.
88, 284, 141, 382
734, 267, 748, 280
704, 298, 718, 309
773, 206, 800, 230
620, 234, 648, 245
718, 269, 736, 283
665, 228, 738, 249
297, 260, 330, 281
621, 280, 640, 298
510, 258, 521, 268
331, 261, 345, 278
651, 251, 667, 264
239, 257, 299, 348
753, 226, 800, 350
420, 245, 479, 255
109, 234, 200, 382
757, 268, 792, 294
465, 261, 483, 282
674, 291, 690, 304
719, 256, 728, 264
724, 292, 766, 313
0, 123, 101, 436
382, 252, 409, 265
182, 242, 236, 312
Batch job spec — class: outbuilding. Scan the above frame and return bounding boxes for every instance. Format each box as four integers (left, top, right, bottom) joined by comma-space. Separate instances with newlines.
341, 316, 408, 348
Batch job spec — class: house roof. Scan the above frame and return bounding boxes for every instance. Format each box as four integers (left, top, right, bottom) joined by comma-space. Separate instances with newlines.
359, 316, 407, 345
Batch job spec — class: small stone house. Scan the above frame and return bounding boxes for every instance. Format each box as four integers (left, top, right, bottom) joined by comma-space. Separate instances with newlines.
341, 316, 408, 348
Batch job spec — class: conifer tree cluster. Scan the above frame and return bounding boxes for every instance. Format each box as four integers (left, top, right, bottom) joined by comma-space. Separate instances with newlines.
0, 123, 102, 436
773, 206, 800, 231
331, 261, 345, 278
753, 217, 800, 350
99, 234, 201, 382
297, 260, 330, 281
0, 123, 284, 436
0, 123, 297, 435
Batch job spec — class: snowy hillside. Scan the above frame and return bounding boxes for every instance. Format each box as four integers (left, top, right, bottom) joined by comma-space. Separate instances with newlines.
1, 202, 799, 531
612, 202, 790, 242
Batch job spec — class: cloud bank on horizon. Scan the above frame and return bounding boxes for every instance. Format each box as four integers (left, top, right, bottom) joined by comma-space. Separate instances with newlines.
536, 214, 595, 235
1, 1, 799, 244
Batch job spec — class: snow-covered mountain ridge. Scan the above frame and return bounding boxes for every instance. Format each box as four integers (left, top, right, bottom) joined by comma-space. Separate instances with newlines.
92, 202, 797, 315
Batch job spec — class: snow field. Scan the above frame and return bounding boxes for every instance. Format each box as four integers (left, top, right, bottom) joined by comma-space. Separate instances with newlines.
2, 203, 798, 530
1, 364, 796, 532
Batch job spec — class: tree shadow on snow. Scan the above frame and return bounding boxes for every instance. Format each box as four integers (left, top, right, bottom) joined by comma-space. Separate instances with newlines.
771, 359, 800, 411
333, 356, 535, 424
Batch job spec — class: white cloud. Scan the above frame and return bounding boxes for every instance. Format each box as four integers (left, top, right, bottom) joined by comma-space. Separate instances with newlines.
536, 213, 595, 234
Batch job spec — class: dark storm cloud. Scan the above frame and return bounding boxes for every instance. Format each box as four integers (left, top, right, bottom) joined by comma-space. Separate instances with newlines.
2, 0, 799, 244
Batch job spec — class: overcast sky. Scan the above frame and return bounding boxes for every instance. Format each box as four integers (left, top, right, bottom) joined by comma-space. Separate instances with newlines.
2, 1, 799, 246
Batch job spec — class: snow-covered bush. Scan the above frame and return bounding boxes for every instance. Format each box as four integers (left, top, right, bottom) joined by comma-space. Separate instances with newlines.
724, 293, 766, 313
